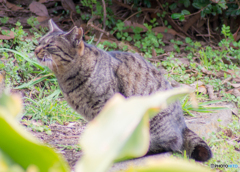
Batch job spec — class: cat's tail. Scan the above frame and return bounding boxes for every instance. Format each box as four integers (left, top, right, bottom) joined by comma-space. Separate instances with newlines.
183, 127, 212, 162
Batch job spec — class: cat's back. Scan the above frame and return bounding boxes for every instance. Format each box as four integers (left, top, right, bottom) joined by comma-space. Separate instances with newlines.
108, 51, 171, 97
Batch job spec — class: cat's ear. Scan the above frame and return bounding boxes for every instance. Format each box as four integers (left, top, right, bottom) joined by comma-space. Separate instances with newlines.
64, 27, 84, 55
48, 19, 62, 32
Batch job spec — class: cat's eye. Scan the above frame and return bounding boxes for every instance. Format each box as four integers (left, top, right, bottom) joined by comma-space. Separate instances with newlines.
45, 41, 55, 48
45, 44, 51, 47
33, 42, 39, 46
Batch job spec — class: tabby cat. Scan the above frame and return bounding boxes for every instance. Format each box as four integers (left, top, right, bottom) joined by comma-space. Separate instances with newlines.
35, 19, 212, 162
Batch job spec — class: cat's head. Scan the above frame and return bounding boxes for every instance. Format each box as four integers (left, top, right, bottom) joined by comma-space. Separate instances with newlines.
35, 19, 85, 73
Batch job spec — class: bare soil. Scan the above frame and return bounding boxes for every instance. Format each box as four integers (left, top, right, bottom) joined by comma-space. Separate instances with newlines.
24, 121, 86, 169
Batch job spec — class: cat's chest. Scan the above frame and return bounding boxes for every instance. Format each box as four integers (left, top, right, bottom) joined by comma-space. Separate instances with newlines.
59, 70, 119, 120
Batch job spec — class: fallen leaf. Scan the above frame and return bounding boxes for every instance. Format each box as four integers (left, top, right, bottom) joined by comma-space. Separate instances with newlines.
61, 0, 76, 13
178, 58, 190, 66
152, 26, 177, 36
37, 16, 49, 23
231, 89, 240, 97
197, 86, 207, 94
6, 1, 23, 11
200, 67, 212, 75
67, 122, 77, 127
0, 30, 15, 40
190, 81, 204, 87
152, 48, 156, 57
230, 83, 240, 88
124, 21, 147, 32
123, 21, 178, 36
222, 77, 232, 84
234, 77, 240, 82
215, 71, 225, 77
29, 1, 49, 17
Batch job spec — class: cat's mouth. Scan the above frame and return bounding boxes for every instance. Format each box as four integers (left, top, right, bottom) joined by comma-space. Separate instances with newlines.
37, 54, 52, 63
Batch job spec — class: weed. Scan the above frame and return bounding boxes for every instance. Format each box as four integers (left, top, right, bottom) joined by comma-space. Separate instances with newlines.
23, 120, 52, 135
171, 9, 190, 21
57, 144, 81, 151
170, 39, 184, 53
24, 93, 83, 125
205, 116, 240, 172
0, 16, 9, 24
181, 95, 227, 117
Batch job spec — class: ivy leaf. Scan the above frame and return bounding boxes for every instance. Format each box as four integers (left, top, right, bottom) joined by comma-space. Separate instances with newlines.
236, 9, 240, 15
179, 15, 185, 21
192, 3, 202, 9
116, 32, 121, 39
204, 4, 212, 14
216, 5, 223, 14
201, 10, 206, 18
184, 0, 190, 8
169, 3, 177, 10
218, 2, 227, 9
171, 13, 182, 19
126, 36, 132, 42
181, 10, 190, 15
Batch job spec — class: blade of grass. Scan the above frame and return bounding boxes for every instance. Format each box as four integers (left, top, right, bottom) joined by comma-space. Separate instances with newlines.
14, 74, 53, 89
0, 48, 45, 71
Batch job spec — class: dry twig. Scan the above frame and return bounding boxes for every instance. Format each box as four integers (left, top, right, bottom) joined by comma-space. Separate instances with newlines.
206, 85, 217, 100
96, 0, 107, 45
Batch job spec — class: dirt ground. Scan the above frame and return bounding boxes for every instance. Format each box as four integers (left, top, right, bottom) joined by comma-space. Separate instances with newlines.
24, 121, 86, 169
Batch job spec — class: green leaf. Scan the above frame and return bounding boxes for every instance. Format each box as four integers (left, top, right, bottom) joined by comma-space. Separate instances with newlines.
185, 37, 192, 44
0, 93, 22, 118
171, 13, 182, 19
116, 32, 121, 39
123, 32, 128, 37
114, 114, 149, 162
0, 94, 69, 172
203, 4, 212, 14
179, 15, 185, 21
192, 3, 202, 9
181, 10, 190, 15
184, 0, 190, 8
201, 10, 206, 18
218, 2, 227, 9
169, 3, 177, 10
75, 88, 193, 172
126, 36, 132, 42
216, 5, 223, 14
0, 150, 25, 172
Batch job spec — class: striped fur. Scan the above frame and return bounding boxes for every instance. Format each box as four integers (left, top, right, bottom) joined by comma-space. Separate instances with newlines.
35, 19, 212, 162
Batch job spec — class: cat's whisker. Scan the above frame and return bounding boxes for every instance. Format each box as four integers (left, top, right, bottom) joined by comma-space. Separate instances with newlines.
50, 54, 59, 73
46, 60, 50, 69
47, 54, 52, 69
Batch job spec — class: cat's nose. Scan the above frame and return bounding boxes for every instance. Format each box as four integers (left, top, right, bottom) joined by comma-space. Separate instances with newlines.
35, 46, 42, 55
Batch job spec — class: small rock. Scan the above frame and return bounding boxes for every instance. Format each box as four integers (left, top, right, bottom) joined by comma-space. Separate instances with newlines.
186, 104, 232, 140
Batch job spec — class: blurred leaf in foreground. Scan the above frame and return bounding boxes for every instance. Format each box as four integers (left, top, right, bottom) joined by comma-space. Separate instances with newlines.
123, 157, 214, 172
0, 93, 22, 118
0, 93, 69, 172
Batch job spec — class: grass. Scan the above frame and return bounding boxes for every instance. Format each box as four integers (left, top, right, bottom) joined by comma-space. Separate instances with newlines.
172, 116, 240, 171
0, 18, 240, 171
205, 115, 240, 172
